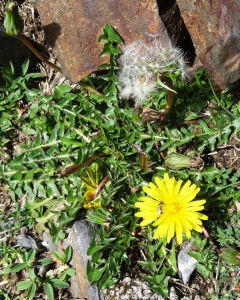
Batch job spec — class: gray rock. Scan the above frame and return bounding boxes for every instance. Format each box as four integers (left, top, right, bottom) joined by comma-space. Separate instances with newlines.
42, 231, 58, 251
178, 242, 198, 284
42, 219, 104, 300
60, 219, 105, 300
17, 234, 38, 249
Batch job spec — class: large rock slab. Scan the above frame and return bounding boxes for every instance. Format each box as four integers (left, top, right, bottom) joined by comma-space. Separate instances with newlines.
176, 0, 240, 90
61, 220, 104, 300
35, 0, 164, 83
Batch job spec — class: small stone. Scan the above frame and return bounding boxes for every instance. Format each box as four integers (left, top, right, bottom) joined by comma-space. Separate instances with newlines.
126, 288, 132, 294
109, 290, 115, 297
133, 278, 141, 285
169, 286, 179, 300
132, 285, 143, 298
142, 282, 150, 290
102, 290, 108, 296
54, 219, 104, 300
119, 285, 126, 294
17, 234, 38, 249
122, 277, 131, 285
181, 296, 193, 300
142, 296, 151, 300
143, 289, 152, 295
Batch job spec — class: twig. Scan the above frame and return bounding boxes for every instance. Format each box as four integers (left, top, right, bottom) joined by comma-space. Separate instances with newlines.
93, 175, 110, 199
53, 152, 106, 176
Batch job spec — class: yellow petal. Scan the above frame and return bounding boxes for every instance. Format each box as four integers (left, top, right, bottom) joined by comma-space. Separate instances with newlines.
175, 220, 183, 244
140, 218, 157, 226
135, 211, 158, 218
134, 202, 158, 211
142, 183, 160, 200
167, 222, 175, 243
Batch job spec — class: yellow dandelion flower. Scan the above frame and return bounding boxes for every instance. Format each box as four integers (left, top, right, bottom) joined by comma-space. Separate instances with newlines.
135, 173, 208, 245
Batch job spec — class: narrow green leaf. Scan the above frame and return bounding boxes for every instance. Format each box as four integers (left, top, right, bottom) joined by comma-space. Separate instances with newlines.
65, 268, 76, 276
45, 181, 60, 196
21, 59, 29, 76
26, 249, 37, 263
50, 279, 69, 289
98, 266, 117, 290
188, 251, 203, 262
60, 137, 82, 146
103, 24, 123, 44
64, 245, 72, 263
87, 260, 107, 283
151, 279, 169, 297
196, 263, 210, 277
16, 279, 33, 290
167, 243, 178, 273
10, 263, 27, 273
54, 85, 72, 99
45, 282, 54, 300
52, 250, 65, 263
38, 258, 54, 266
27, 283, 37, 300
0, 264, 13, 275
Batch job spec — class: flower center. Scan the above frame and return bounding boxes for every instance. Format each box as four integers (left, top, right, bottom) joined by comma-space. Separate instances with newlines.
162, 202, 180, 216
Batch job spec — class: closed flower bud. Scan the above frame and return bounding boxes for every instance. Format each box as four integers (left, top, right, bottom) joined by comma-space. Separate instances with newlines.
165, 153, 204, 170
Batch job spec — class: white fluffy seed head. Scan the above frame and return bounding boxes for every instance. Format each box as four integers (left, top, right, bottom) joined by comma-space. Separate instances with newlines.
118, 36, 190, 104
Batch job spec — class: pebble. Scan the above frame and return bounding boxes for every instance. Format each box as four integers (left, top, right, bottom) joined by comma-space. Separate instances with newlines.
102, 276, 166, 300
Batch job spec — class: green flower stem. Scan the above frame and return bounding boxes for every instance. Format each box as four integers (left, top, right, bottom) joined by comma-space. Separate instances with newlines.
124, 216, 138, 249
162, 77, 175, 114
208, 78, 239, 121
140, 134, 169, 140
211, 180, 240, 195
30, 196, 54, 210
78, 114, 99, 125
78, 81, 102, 96
53, 105, 77, 116
27, 141, 61, 151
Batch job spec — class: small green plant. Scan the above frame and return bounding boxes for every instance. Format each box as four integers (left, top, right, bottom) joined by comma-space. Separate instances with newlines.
0, 246, 75, 300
